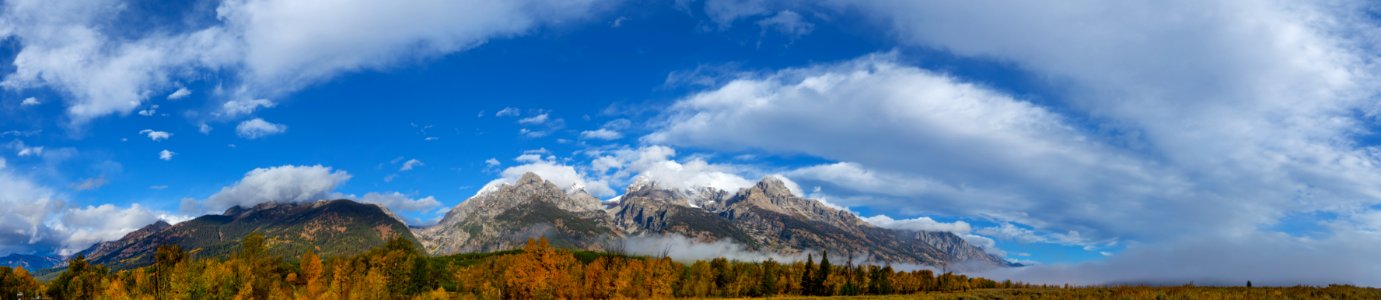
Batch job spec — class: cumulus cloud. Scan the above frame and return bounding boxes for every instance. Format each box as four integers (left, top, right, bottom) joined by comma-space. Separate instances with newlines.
166, 87, 191, 100
218, 98, 276, 117
0, 0, 239, 123
580, 119, 631, 140
484, 158, 501, 168
864, 215, 972, 234
137, 104, 158, 116
494, 107, 521, 117
54, 203, 189, 255
0, 167, 63, 255
189, 165, 351, 214
519, 128, 549, 138
0, 162, 190, 256
0, 0, 609, 123
588, 145, 756, 193
355, 192, 441, 214
139, 129, 171, 141
515, 153, 544, 164
580, 128, 622, 140
518, 113, 549, 125
235, 118, 287, 139
488, 158, 616, 197
158, 149, 175, 161
19, 97, 39, 106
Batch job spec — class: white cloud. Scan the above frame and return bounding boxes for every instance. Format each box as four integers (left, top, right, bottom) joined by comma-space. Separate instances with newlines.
190, 165, 351, 214
864, 215, 972, 234
587, 145, 756, 193
648, 55, 1175, 239
218, 98, 276, 117
484, 158, 501, 167
220, 0, 607, 95
645, 50, 1381, 248
0, 0, 239, 123
0, 0, 608, 123
139, 129, 172, 141
518, 113, 549, 125
356, 192, 441, 214
0, 167, 63, 255
166, 87, 191, 100
158, 149, 175, 161
19, 97, 39, 106
649, 0, 1381, 283
0, 164, 190, 256
55, 203, 189, 255
137, 104, 158, 116
485, 158, 615, 197
235, 118, 287, 139
515, 153, 544, 163
581, 128, 622, 140
198, 123, 213, 134
518, 128, 549, 138
494, 107, 520, 117
399, 158, 423, 171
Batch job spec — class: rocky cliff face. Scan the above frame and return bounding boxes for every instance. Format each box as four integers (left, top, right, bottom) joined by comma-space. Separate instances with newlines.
76, 199, 415, 270
419, 172, 1012, 269
416, 173, 618, 255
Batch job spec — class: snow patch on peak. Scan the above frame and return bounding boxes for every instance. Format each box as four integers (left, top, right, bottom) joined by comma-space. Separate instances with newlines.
473, 179, 508, 198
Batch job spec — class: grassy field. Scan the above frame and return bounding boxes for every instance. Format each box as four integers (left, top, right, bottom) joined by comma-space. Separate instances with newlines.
743, 285, 1381, 299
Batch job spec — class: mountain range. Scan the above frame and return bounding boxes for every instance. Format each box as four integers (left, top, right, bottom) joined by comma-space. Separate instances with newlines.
7, 173, 1011, 272
0, 253, 63, 271
419, 172, 1011, 268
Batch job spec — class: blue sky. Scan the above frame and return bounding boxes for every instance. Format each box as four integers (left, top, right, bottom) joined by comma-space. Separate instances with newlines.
4, 0, 1381, 286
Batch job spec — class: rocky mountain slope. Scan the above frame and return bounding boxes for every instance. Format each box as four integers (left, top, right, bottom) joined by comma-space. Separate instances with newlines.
76, 199, 415, 270
416, 173, 618, 254
417, 172, 1012, 269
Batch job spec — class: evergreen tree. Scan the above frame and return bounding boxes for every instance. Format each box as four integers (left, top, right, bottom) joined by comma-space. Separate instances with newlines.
816, 250, 832, 296
758, 259, 779, 296
800, 254, 815, 295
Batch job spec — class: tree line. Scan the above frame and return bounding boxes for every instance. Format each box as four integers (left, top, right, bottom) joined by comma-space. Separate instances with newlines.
9, 234, 1040, 299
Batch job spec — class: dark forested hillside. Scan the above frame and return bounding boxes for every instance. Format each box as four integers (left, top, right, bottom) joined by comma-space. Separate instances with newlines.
74, 199, 415, 271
